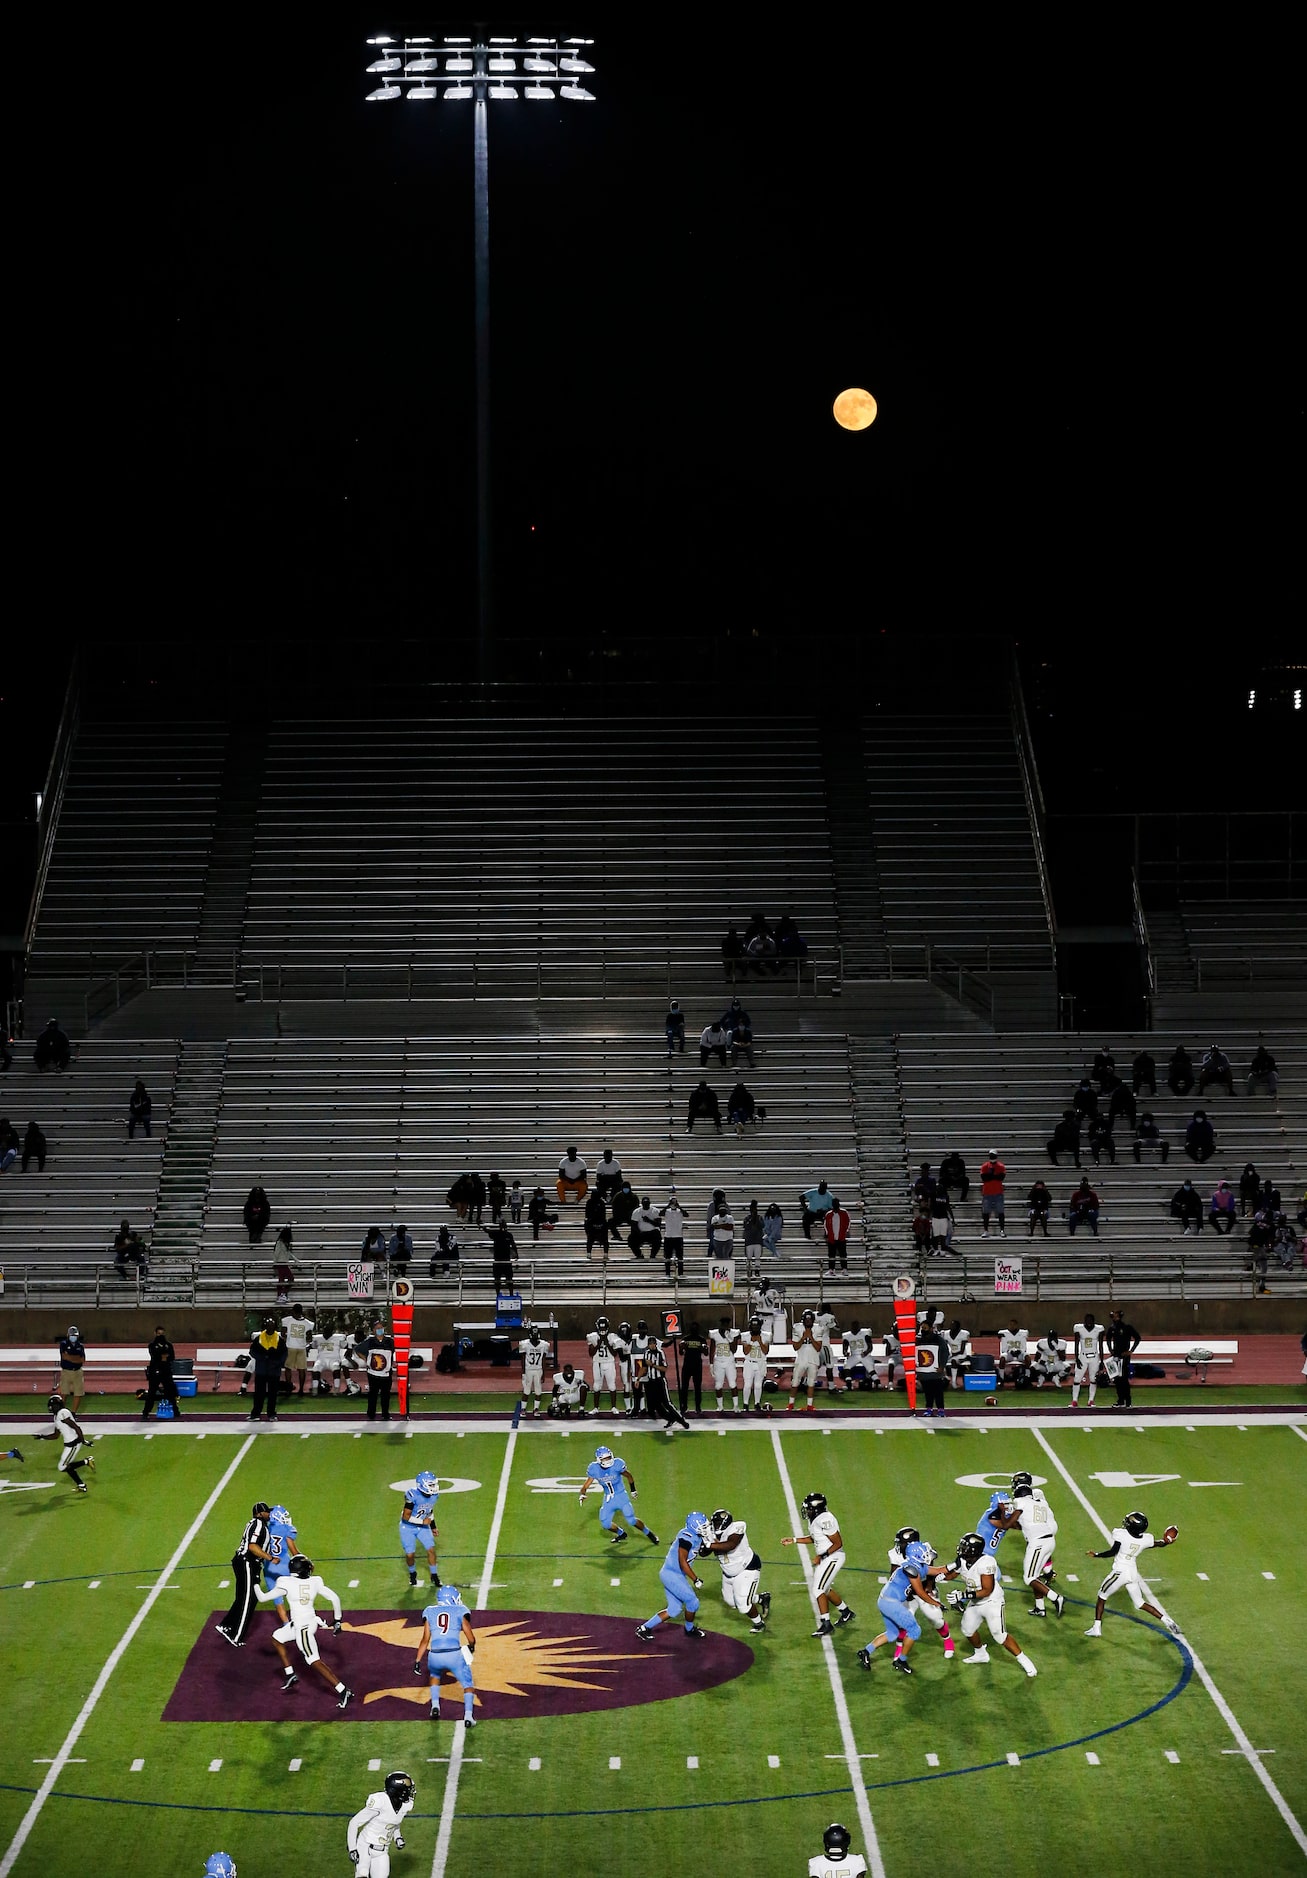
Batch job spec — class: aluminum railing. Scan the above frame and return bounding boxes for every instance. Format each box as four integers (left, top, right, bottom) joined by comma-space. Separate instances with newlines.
1195, 954, 1307, 987
869, 1247, 1304, 1303
23, 653, 81, 957
1009, 652, 1059, 967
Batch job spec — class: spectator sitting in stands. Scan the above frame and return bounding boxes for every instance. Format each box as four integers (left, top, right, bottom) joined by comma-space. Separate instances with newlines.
628, 1197, 662, 1260
1257, 1176, 1281, 1216
244, 1184, 271, 1244
762, 1201, 784, 1254
1068, 1177, 1101, 1236
744, 910, 772, 949
361, 1226, 387, 1265
979, 1151, 1007, 1237
1185, 1109, 1216, 1163
745, 929, 779, 974
33, 1019, 71, 1072
939, 1151, 970, 1201
912, 1163, 938, 1209
1047, 1110, 1083, 1167
1027, 1179, 1052, 1237
0, 1116, 18, 1172
609, 1182, 639, 1238
1088, 1113, 1116, 1166
127, 1080, 152, 1138
665, 1000, 686, 1055
1168, 1045, 1195, 1096
1107, 1079, 1137, 1131
430, 1225, 460, 1274
482, 1221, 516, 1291
1198, 1043, 1234, 1097
1272, 1213, 1298, 1270
1246, 1041, 1278, 1095
721, 926, 745, 974
1091, 1044, 1116, 1086
1209, 1181, 1237, 1236
113, 1217, 148, 1278
722, 998, 756, 1067
1132, 1049, 1157, 1097
389, 1224, 414, 1273
1238, 1162, 1262, 1216
700, 1021, 730, 1067
1133, 1112, 1169, 1163
686, 1080, 722, 1134
800, 1179, 834, 1239
1072, 1077, 1099, 1123
594, 1150, 624, 1203
486, 1172, 508, 1221
555, 1148, 588, 1205
776, 911, 807, 956
21, 1120, 47, 1172
1171, 1178, 1203, 1234
727, 1081, 765, 1132
527, 1187, 554, 1240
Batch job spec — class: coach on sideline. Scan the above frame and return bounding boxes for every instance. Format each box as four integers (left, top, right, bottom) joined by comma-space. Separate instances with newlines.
216, 1501, 275, 1647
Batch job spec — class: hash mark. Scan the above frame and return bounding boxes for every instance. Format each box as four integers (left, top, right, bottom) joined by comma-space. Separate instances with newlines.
1165, 1751, 1180, 1763
22, 1582, 34, 1589
529, 1757, 541, 1770
88, 1581, 100, 1590
1262, 1571, 1276, 1580
1085, 1752, 1100, 1765
369, 1759, 382, 1771
219, 1580, 230, 1589
609, 1756, 621, 1770
926, 1754, 939, 1767
349, 1580, 360, 1588
130, 1759, 144, 1772
209, 1759, 222, 1772
1197, 1573, 1209, 1581
288, 1758, 302, 1772
1006, 1753, 1020, 1766
610, 1577, 620, 1586
1066, 1574, 1079, 1583
552, 1578, 563, 1587
768, 1755, 780, 1768
687, 1756, 699, 1769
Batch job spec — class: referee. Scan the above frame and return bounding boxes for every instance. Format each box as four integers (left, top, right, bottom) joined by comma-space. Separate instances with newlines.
216, 1501, 274, 1646
642, 1344, 689, 1433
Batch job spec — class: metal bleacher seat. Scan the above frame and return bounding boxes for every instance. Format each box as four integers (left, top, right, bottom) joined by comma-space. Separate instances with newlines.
890, 1028, 1306, 1298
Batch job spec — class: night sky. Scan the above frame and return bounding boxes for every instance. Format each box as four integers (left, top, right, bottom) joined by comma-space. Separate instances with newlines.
47, 12, 1294, 670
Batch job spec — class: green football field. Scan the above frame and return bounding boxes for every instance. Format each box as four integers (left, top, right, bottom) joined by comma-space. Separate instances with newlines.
3, 1413, 1305, 1877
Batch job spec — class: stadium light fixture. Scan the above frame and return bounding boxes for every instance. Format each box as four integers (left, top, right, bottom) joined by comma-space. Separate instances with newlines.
363, 28, 598, 683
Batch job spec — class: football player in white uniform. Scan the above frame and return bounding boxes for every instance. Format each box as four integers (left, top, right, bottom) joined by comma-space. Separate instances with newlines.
872, 1327, 904, 1391
943, 1532, 1037, 1676
33, 1393, 95, 1491
782, 1491, 856, 1637
253, 1554, 354, 1707
587, 1316, 626, 1415
788, 1309, 821, 1412
1070, 1311, 1105, 1408
519, 1325, 548, 1417
814, 1309, 840, 1392
708, 1317, 739, 1413
944, 1320, 972, 1388
548, 1363, 590, 1418
347, 1769, 416, 1876
996, 1320, 1031, 1386
739, 1315, 770, 1412
702, 1507, 771, 1631
838, 1321, 870, 1392
1083, 1510, 1181, 1637
808, 1822, 867, 1878
988, 1471, 1064, 1616
1031, 1330, 1071, 1388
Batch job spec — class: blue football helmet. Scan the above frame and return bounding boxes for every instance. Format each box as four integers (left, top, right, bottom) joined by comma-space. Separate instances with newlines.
904, 1540, 933, 1573
204, 1857, 237, 1878
988, 1489, 1012, 1513
686, 1510, 711, 1543
436, 1583, 462, 1606
269, 1504, 291, 1525
415, 1471, 438, 1495
594, 1446, 615, 1465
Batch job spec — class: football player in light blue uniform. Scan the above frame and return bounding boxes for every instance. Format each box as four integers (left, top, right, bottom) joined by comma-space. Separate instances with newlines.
975, 1490, 1011, 1574
262, 1504, 300, 1618
203, 1857, 237, 1878
412, 1583, 476, 1726
858, 1540, 945, 1677
636, 1511, 711, 1640
578, 1447, 659, 1548
401, 1471, 441, 1589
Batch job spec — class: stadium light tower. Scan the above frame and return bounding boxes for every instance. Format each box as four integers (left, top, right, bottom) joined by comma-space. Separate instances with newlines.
366, 26, 596, 682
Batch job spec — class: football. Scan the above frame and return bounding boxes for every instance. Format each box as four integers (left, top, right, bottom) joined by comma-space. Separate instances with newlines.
985, 1395, 998, 1406
1164, 1524, 1179, 1542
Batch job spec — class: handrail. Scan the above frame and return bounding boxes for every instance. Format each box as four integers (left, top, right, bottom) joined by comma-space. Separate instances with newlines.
1195, 954, 1307, 988
1131, 867, 1155, 1021
23, 651, 82, 960
1009, 650, 1058, 962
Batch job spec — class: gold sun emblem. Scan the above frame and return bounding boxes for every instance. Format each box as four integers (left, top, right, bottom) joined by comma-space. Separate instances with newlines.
348, 1617, 664, 1709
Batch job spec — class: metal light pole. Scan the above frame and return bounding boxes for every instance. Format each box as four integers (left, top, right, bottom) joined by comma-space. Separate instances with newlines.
366, 28, 596, 684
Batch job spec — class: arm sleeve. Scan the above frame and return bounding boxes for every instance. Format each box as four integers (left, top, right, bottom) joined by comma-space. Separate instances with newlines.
1093, 1541, 1122, 1558
347, 1804, 379, 1852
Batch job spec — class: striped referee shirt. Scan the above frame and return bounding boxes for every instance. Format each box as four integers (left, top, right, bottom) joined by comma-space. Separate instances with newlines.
235, 1515, 269, 1560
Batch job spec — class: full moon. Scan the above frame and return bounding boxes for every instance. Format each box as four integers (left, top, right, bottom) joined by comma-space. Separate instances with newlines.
833, 387, 877, 431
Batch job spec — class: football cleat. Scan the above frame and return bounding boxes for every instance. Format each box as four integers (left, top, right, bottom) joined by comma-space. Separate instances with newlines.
834, 1605, 856, 1625
891, 1656, 914, 1675
962, 1648, 990, 1664
83, 1454, 95, 1471
750, 1618, 766, 1633
684, 1626, 706, 1639
1029, 1606, 1047, 1618
757, 1592, 772, 1621
464, 1716, 477, 1728
337, 1687, 355, 1710
1083, 1624, 1102, 1637
73, 1482, 88, 1493
609, 1529, 628, 1545
856, 1646, 875, 1670
635, 1624, 654, 1641
1051, 1593, 1065, 1617
645, 1528, 659, 1545
282, 1671, 299, 1689
9, 1447, 23, 1463
1165, 1617, 1182, 1636
812, 1618, 834, 1638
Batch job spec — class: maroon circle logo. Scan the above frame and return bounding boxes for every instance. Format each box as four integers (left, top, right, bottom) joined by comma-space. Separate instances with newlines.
164, 1610, 754, 1721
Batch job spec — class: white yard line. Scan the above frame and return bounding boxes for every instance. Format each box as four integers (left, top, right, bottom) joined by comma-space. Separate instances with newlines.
1291, 1425, 1307, 1445
1032, 1426, 1307, 1859
430, 1427, 517, 1878
0, 1431, 257, 1878
771, 1428, 885, 1878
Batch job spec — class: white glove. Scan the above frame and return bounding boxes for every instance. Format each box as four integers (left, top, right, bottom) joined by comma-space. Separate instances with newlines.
947, 1588, 968, 1611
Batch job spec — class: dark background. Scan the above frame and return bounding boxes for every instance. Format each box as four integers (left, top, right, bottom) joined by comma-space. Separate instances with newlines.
4, 14, 1302, 969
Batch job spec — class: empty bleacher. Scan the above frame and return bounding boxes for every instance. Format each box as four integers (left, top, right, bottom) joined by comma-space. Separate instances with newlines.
891, 1029, 1306, 1298
238, 720, 839, 995
0, 1039, 177, 1258
199, 1033, 864, 1285
27, 723, 227, 974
